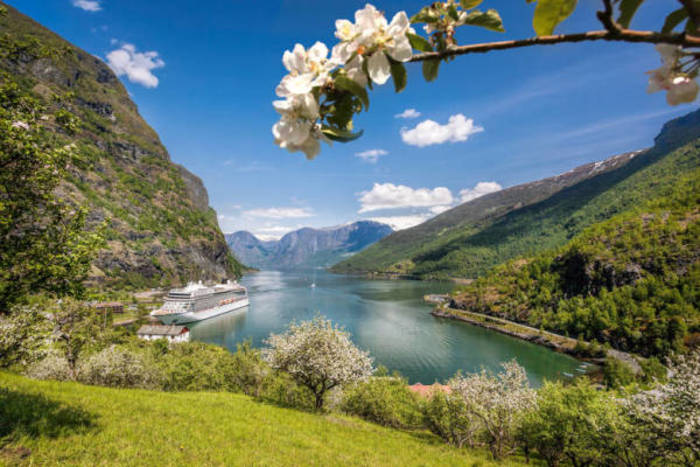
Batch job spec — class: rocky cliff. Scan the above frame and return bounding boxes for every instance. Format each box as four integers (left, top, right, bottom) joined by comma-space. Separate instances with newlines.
0, 2, 244, 288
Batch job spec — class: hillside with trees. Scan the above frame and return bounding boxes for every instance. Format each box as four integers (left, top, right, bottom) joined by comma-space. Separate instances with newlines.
333, 110, 700, 280
0, 2, 243, 291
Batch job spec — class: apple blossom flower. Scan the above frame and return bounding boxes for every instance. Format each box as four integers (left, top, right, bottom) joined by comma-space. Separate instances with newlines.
272, 93, 329, 159
333, 4, 414, 86
666, 75, 699, 105
275, 42, 336, 98
11, 120, 30, 130
646, 44, 698, 106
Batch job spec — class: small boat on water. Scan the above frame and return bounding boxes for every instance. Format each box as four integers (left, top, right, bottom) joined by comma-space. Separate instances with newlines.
151, 280, 248, 325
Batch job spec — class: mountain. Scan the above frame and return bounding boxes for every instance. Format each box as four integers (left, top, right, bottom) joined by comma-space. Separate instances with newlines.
332, 110, 700, 280
0, 2, 244, 288
446, 123, 700, 357
227, 221, 393, 270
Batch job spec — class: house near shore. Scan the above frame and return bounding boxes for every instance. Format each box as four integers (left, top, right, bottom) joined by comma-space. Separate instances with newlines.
137, 324, 190, 343
408, 383, 451, 398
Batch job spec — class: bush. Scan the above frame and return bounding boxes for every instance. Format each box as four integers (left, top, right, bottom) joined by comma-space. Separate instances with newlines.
341, 376, 423, 429
25, 353, 73, 382
518, 379, 623, 466
78, 345, 162, 389
423, 390, 478, 448
156, 341, 242, 392
602, 357, 636, 389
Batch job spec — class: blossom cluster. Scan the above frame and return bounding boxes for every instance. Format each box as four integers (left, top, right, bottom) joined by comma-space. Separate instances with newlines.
272, 4, 414, 159
647, 44, 699, 106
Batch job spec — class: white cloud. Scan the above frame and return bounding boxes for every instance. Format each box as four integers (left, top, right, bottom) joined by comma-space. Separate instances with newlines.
430, 205, 452, 215
395, 108, 421, 119
72, 0, 101, 12
243, 207, 314, 219
106, 43, 164, 88
358, 183, 453, 213
355, 149, 388, 163
368, 215, 431, 230
459, 182, 502, 203
400, 114, 483, 147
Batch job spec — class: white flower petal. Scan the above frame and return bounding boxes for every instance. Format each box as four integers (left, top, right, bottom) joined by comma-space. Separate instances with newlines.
667, 77, 699, 105
367, 51, 391, 85
387, 36, 412, 62
308, 41, 329, 62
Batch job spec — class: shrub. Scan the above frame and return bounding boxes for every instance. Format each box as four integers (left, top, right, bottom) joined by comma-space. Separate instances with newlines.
341, 376, 423, 428
423, 390, 479, 448
25, 353, 72, 382
602, 357, 636, 389
518, 379, 623, 466
156, 341, 240, 392
78, 345, 162, 389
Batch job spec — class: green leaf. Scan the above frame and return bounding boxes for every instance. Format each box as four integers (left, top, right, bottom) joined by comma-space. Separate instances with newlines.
617, 0, 643, 29
447, 4, 459, 21
321, 126, 364, 143
422, 59, 440, 82
407, 33, 433, 52
662, 8, 689, 34
532, 0, 578, 36
460, 0, 483, 9
685, 17, 698, 35
390, 61, 407, 93
334, 75, 369, 111
463, 9, 505, 32
411, 7, 439, 24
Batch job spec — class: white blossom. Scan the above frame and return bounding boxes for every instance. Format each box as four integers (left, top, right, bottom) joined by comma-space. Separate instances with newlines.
264, 317, 373, 409
275, 42, 335, 98
333, 4, 414, 85
11, 120, 30, 130
272, 92, 321, 157
646, 44, 699, 106
625, 352, 700, 461
448, 360, 536, 459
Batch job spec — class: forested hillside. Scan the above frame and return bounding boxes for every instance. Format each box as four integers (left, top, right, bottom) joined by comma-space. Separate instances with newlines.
0, 2, 243, 288
448, 137, 699, 357
333, 110, 700, 280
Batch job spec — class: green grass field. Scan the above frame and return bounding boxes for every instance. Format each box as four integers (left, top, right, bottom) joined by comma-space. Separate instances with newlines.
0, 372, 518, 466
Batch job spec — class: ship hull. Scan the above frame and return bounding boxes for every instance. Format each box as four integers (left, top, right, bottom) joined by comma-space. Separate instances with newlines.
154, 298, 249, 325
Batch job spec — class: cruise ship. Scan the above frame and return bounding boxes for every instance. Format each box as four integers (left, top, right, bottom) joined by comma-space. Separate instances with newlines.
151, 280, 248, 325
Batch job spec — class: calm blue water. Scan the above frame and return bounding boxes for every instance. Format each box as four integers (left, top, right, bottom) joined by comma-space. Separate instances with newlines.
188, 270, 583, 386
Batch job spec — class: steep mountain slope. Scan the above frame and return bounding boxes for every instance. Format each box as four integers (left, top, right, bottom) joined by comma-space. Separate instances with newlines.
227, 221, 393, 270
448, 136, 700, 357
333, 110, 700, 279
0, 2, 243, 288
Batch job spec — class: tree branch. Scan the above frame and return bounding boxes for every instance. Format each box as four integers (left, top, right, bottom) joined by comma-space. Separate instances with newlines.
408, 29, 700, 63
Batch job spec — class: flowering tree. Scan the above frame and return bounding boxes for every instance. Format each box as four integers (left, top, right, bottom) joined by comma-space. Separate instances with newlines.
273, 1, 700, 158
622, 352, 700, 465
264, 317, 373, 409
448, 360, 536, 460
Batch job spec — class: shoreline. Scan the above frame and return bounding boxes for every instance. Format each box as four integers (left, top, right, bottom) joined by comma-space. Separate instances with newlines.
431, 307, 641, 373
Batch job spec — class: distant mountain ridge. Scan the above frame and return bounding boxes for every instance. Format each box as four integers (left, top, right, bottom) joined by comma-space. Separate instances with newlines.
227, 221, 393, 270
332, 109, 700, 279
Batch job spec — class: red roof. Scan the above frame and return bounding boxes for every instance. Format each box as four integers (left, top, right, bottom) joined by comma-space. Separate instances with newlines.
409, 383, 451, 397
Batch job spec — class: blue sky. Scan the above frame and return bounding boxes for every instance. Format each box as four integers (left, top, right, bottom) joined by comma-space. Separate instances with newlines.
10, 0, 697, 239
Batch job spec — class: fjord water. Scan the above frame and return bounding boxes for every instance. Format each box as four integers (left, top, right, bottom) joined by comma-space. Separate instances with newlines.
189, 270, 581, 386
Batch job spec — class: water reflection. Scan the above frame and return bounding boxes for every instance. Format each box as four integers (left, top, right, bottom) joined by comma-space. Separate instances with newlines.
188, 270, 582, 386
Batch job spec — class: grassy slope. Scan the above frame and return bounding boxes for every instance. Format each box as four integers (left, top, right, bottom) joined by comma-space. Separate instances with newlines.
0, 2, 244, 288
0, 373, 511, 466
333, 111, 700, 280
